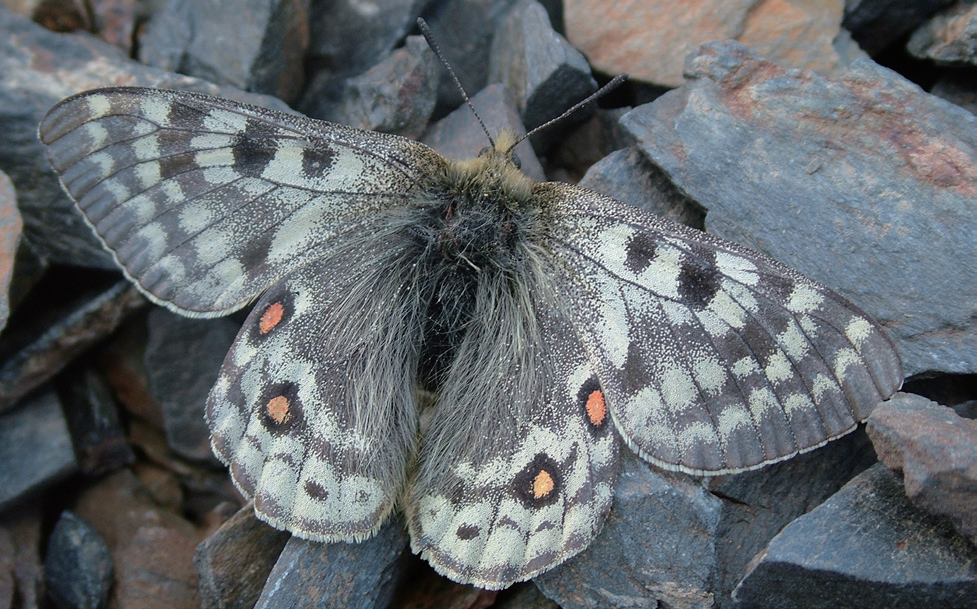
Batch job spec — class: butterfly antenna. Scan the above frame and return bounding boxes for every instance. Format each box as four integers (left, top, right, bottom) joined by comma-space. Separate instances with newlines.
506, 74, 629, 154
417, 17, 495, 148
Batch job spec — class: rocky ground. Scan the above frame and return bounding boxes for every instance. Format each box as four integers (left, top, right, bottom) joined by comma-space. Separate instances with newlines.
0, 0, 975, 608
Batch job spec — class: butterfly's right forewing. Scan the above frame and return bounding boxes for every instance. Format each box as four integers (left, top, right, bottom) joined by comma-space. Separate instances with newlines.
39, 87, 444, 317
541, 183, 902, 475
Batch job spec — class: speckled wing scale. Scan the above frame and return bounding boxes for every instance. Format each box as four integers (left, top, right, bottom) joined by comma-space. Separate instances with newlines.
39, 86, 903, 590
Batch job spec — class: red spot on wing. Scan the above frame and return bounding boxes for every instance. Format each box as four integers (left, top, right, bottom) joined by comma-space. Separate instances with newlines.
266, 395, 290, 424
532, 470, 555, 499
586, 390, 606, 426
259, 302, 284, 334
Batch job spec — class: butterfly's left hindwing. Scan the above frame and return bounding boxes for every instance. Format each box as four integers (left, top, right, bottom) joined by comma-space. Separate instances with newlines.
38, 87, 446, 317
208, 237, 424, 541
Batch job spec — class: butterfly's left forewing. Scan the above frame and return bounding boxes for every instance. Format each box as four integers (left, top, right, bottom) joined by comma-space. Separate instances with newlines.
540, 183, 902, 475
39, 87, 445, 317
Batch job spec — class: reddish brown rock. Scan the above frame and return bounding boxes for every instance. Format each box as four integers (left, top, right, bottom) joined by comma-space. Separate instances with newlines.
867, 392, 977, 545
564, 0, 862, 87
73, 470, 203, 609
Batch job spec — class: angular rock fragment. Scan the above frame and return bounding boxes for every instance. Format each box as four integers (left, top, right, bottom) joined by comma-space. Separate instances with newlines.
733, 464, 977, 609
44, 511, 113, 609
868, 392, 977, 545
489, 0, 596, 151
58, 367, 134, 476
620, 40, 977, 377
0, 171, 21, 333
300, 35, 439, 139
195, 505, 289, 609
254, 522, 408, 609
0, 391, 77, 511
843, 0, 955, 54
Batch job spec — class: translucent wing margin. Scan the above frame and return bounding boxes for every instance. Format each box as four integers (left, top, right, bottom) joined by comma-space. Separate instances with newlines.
540, 182, 903, 475
39, 87, 445, 317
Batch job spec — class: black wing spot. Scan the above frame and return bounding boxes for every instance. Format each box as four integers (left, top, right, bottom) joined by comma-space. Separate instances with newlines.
301, 145, 336, 177
258, 381, 304, 434
456, 524, 481, 540
677, 248, 721, 308
232, 120, 283, 175
576, 376, 609, 433
625, 231, 659, 275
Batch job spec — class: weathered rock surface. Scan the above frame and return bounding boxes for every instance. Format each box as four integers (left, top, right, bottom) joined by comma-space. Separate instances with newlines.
44, 511, 113, 609
620, 40, 977, 377
732, 463, 977, 609
908, 2, 977, 65
564, 0, 863, 88
868, 392, 977, 545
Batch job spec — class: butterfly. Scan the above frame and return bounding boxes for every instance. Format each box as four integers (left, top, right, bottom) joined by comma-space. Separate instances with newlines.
38, 81, 902, 589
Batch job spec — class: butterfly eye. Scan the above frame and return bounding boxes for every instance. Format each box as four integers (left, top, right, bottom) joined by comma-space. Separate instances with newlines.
478, 145, 492, 156
511, 154, 522, 170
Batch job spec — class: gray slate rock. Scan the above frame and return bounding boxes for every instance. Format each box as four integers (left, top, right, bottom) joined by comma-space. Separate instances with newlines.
58, 367, 134, 476
254, 521, 408, 609
139, 0, 310, 102
488, 0, 596, 151
867, 392, 977, 546
44, 511, 113, 609
307, 0, 427, 77
732, 463, 977, 609
145, 308, 240, 465
843, 0, 955, 55
710, 429, 877, 608
194, 505, 290, 609
578, 146, 704, 229
0, 171, 20, 333
301, 35, 439, 139
620, 40, 977, 378
0, 391, 78, 511
534, 454, 721, 609
0, 6, 292, 269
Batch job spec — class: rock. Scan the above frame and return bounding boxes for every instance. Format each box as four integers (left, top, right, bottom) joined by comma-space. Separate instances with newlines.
492, 583, 557, 609
138, 0, 310, 102
0, 5, 292, 268
710, 428, 877, 608
300, 35, 439, 139
421, 0, 525, 112
907, 2, 977, 65
0, 391, 77, 511
867, 392, 977, 545
619, 40, 977, 377
194, 505, 290, 609
58, 367, 135, 476
550, 108, 636, 180
145, 308, 239, 464
97, 322, 166, 430
843, 0, 956, 55
732, 464, 977, 609
535, 454, 721, 609
0, 526, 12, 609
488, 0, 596, 151
44, 511, 113, 609
578, 146, 705, 229
0, 171, 21, 333
0, 281, 145, 412
307, 0, 426, 77
564, 0, 862, 88
422, 84, 545, 182
73, 470, 203, 609
89, 0, 139, 53
253, 521, 408, 609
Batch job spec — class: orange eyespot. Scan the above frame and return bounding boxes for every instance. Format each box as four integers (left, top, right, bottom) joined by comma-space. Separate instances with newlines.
266, 395, 290, 424
532, 470, 555, 499
586, 390, 606, 426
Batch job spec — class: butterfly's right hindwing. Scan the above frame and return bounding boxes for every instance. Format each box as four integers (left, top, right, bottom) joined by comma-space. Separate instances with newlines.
38, 87, 445, 317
